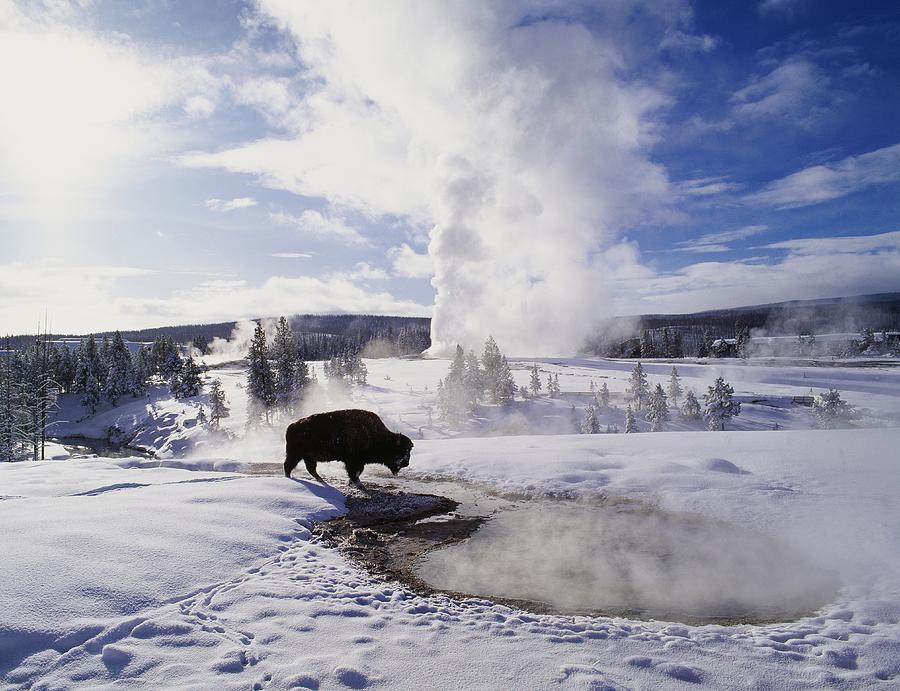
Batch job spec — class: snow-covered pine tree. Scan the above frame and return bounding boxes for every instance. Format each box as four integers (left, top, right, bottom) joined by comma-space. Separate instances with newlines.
547, 373, 561, 398
246, 323, 276, 426
667, 366, 683, 408
496, 356, 516, 406
597, 381, 610, 409
812, 389, 854, 429
76, 335, 102, 414
197, 406, 208, 426
481, 336, 503, 403
0, 337, 15, 461
662, 329, 672, 358
173, 356, 203, 398
681, 389, 701, 419
50, 344, 76, 394
703, 376, 740, 431
529, 365, 542, 396
161, 347, 183, 381
626, 362, 649, 410
463, 350, 483, 410
640, 331, 657, 359
447, 345, 466, 384
103, 332, 135, 404
624, 405, 637, 433
271, 316, 297, 415
581, 404, 600, 434
519, 384, 530, 400
569, 404, 578, 431
646, 383, 670, 431
133, 346, 152, 394
208, 378, 230, 430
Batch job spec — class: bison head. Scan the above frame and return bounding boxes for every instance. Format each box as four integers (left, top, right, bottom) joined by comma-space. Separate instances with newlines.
385, 433, 413, 475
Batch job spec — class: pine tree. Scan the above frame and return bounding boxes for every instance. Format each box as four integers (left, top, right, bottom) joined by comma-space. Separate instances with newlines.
463, 350, 483, 410
646, 383, 670, 431
812, 389, 854, 429
703, 377, 740, 431
681, 389, 701, 419
496, 356, 516, 406
76, 335, 102, 414
447, 345, 466, 384
173, 356, 203, 398
271, 316, 298, 415
569, 404, 578, 431
133, 346, 152, 395
640, 331, 657, 359
481, 336, 503, 403
624, 405, 637, 433
698, 330, 712, 358
208, 378, 230, 430
662, 328, 672, 358
581, 404, 600, 434
667, 366, 683, 408
246, 323, 276, 426
597, 381, 610, 409
103, 332, 136, 404
529, 365, 542, 396
547, 373, 561, 398
672, 331, 685, 358
626, 362, 649, 410
0, 337, 16, 461
197, 406, 208, 426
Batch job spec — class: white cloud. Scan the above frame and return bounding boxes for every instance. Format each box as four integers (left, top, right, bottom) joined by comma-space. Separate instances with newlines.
182, 1, 680, 355
204, 197, 258, 212
0, 259, 428, 333
748, 143, 900, 208
0, 2, 217, 221
601, 230, 900, 315
269, 209, 369, 246
116, 276, 430, 328
330, 262, 390, 282
763, 230, 900, 255
659, 30, 719, 54
730, 57, 830, 125
269, 252, 312, 259
387, 243, 434, 278
674, 225, 768, 253
757, 0, 809, 18
184, 94, 216, 119
673, 176, 741, 198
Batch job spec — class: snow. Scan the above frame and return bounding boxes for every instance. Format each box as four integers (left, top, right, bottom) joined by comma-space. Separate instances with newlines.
3, 356, 900, 688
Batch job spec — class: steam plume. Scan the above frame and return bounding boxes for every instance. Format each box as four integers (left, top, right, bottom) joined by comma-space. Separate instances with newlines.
192, 2, 681, 355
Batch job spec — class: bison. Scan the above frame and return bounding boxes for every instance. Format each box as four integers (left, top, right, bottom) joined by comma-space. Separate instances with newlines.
284, 409, 413, 486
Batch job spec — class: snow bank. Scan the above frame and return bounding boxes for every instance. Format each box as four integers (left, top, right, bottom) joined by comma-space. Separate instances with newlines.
0, 459, 344, 675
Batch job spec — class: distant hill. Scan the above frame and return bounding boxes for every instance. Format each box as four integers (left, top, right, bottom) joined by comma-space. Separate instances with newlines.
636, 293, 900, 334
3, 314, 432, 353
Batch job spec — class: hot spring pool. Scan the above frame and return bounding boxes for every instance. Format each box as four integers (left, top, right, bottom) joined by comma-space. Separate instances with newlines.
414, 502, 838, 624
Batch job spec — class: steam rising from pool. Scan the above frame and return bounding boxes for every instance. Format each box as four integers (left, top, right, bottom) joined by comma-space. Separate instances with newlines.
416, 504, 838, 623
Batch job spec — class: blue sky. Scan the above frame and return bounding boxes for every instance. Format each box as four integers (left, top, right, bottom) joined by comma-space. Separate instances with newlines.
1, 0, 899, 349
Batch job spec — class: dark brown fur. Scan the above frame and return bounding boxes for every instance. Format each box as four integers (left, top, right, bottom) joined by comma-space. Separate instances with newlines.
284, 409, 413, 485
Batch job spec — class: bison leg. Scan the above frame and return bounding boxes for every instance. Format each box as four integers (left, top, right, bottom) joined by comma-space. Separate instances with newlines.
284, 456, 299, 478
304, 459, 324, 483
346, 466, 363, 487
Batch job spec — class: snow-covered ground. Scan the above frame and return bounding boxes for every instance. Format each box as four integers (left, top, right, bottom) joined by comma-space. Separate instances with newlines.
3, 356, 900, 688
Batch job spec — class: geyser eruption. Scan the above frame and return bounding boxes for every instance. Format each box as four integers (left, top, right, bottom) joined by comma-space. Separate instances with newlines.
196, 1, 677, 355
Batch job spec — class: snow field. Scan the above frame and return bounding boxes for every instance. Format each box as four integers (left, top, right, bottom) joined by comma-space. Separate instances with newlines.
3, 356, 900, 688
